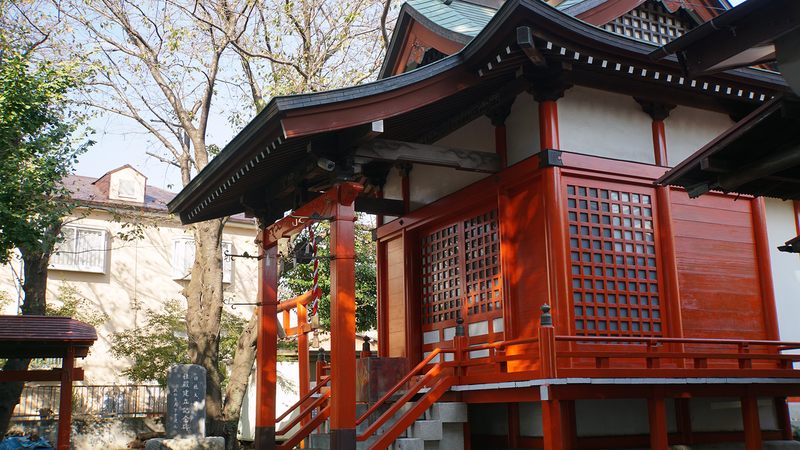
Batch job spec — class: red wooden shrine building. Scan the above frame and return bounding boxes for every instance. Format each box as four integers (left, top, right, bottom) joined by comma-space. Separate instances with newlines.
168, 0, 800, 449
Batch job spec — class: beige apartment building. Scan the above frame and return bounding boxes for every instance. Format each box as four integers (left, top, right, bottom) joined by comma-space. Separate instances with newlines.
0, 165, 261, 384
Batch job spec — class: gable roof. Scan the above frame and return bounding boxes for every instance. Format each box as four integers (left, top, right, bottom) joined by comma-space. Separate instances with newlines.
168, 0, 786, 225
0, 315, 97, 358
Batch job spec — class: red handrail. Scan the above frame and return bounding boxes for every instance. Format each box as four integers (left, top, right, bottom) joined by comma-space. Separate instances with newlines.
276, 374, 331, 423
355, 348, 452, 426
555, 335, 800, 349
276, 390, 330, 436
277, 404, 331, 450
358, 358, 453, 442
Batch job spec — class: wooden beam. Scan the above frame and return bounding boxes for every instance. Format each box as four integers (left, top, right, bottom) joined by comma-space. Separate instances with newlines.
355, 139, 502, 173
517, 27, 547, 68
354, 196, 406, 216
0, 368, 84, 383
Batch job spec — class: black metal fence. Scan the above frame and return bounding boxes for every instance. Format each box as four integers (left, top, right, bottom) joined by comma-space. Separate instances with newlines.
12, 385, 166, 420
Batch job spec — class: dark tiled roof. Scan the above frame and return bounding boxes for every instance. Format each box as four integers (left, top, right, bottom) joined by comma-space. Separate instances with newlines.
0, 315, 97, 342
62, 174, 173, 213
63, 173, 254, 224
0, 315, 97, 359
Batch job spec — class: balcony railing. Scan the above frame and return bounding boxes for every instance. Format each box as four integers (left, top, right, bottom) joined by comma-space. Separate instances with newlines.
12, 385, 166, 420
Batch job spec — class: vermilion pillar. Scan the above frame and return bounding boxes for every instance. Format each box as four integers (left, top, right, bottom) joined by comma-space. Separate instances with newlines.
255, 241, 278, 450
538, 101, 560, 151
487, 101, 513, 169
640, 100, 684, 363
330, 184, 360, 449
752, 197, 780, 341
57, 345, 75, 450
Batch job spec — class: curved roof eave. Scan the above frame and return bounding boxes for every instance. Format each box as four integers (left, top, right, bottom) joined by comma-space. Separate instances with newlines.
168, 0, 786, 223
378, 0, 484, 80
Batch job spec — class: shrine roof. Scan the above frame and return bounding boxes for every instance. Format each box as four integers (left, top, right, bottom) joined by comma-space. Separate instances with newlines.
407, 0, 497, 38
168, 0, 786, 225
0, 315, 97, 359
656, 94, 800, 202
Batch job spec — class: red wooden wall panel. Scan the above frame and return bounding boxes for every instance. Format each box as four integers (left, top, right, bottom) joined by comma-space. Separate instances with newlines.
670, 190, 767, 347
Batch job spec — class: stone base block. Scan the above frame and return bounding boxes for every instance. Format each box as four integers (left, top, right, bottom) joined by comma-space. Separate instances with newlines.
145, 437, 225, 450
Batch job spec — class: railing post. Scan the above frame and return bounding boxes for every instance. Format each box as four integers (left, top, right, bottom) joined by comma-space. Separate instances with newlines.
646, 341, 661, 369
454, 318, 467, 379
361, 336, 372, 359
739, 342, 752, 369
316, 348, 326, 386
539, 304, 557, 379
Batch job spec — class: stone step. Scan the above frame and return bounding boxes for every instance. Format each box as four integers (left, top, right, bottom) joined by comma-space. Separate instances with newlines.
424, 402, 467, 424
408, 420, 442, 441
390, 437, 424, 450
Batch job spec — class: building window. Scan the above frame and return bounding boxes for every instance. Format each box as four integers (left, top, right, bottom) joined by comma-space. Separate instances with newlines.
118, 179, 137, 199
50, 226, 107, 273
172, 237, 232, 283
566, 183, 663, 338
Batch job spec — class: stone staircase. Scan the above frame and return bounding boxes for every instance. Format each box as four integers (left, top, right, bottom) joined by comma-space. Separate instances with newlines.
304, 401, 467, 450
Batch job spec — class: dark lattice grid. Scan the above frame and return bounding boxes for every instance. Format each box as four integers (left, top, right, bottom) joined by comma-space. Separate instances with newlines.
420, 209, 503, 328
603, 1, 694, 46
566, 184, 663, 338
421, 224, 462, 326
464, 210, 502, 317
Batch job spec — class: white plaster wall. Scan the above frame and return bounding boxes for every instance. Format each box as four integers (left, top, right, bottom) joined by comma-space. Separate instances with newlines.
519, 401, 543, 437
664, 106, 735, 166
574, 398, 677, 436
379, 115, 493, 217
433, 114, 495, 152
559, 86, 654, 164
763, 199, 800, 347
0, 210, 260, 384
505, 93, 541, 166
689, 397, 778, 432
407, 165, 488, 212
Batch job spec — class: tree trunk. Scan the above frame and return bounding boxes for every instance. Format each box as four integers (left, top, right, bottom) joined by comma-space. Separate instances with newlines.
0, 238, 54, 434
183, 219, 227, 440
221, 311, 259, 450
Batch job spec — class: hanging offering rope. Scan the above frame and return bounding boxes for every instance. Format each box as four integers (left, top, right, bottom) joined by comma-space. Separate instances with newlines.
310, 225, 320, 319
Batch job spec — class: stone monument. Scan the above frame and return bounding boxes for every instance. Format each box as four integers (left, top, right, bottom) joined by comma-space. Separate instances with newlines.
147, 364, 223, 450
166, 364, 206, 438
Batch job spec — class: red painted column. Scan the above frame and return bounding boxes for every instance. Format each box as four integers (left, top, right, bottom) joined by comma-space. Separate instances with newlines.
507, 403, 520, 448
752, 197, 780, 341
652, 121, 668, 167
776, 396, 793, 440
741, 389, 763, 450
255, 240, 278, 450
495, 124, 508, 169
330, 185, 359, 450
538, 98, 571, 343
400, 165, 411, 214
541, 395, 564, 450
542, 166, 572, 344
648, 388, 669, 450
651, 119, 684, 365
297, 301, 309, 426
57, 345, 75, 450
538, 101, 560, 151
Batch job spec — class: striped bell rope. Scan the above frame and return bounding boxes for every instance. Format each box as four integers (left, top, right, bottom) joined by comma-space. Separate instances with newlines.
309, 225, 320, 319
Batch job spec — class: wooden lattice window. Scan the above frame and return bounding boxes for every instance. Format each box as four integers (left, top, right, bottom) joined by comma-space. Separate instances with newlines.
566, 183, 663, 338
421, 224, 463, 325
603, 1, 695, 45
420, 208, 504, 362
